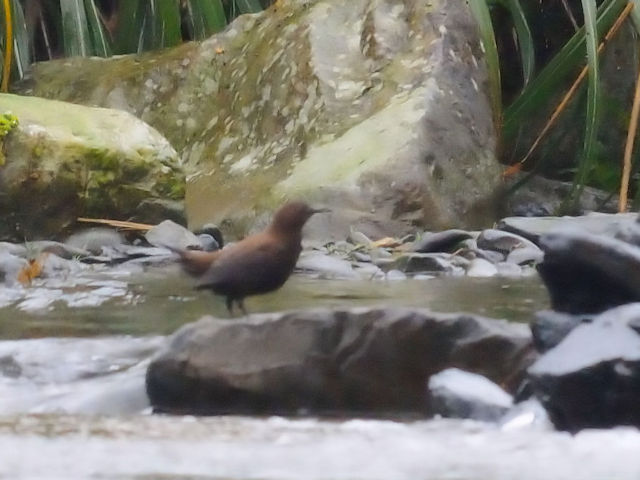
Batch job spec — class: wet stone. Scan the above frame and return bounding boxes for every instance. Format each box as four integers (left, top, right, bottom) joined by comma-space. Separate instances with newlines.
500, 398, 552, 431
147, 307, 532, 415
412, 229, 474, 253
466, 258, 498, 278
506, 246, 543, 265
351, 251, 372, 263
194, 224, 224, 249
0, 355, 22, 378
0, 252, 28, 284
395, 253, 456, 274
296, 251, 358, 279
348, 231, 373, 246
197, 234, 220, 252
0, 242, 27, 257
537, 229, 640, 314
494, 262, 522, 278
427, 368, 513, 422
477, 229, 539, 255
145, 220, 203, 251
528, 303, 640, 431
385, 270, 407, 281
66, 228, 125, 255
530, 310, 593, 353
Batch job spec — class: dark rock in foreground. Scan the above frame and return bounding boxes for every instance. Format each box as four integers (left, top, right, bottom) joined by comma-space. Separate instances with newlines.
528, 303, 640, 431
530, 310, 593, 353
537, 229, 640, 314
146, 308, 533, 416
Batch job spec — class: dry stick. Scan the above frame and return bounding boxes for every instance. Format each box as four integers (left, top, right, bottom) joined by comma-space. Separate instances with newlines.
77, 217, 154, 231
504, 2, 634, 177
618, 65, 640, 212
1, 0, 13, 92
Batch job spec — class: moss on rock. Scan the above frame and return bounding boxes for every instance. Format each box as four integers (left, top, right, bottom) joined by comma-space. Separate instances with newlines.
0, 93, 185, 241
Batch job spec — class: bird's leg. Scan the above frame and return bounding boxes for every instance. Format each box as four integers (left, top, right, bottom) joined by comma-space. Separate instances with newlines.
237, 298, 249, 317
225, 296, 235, 317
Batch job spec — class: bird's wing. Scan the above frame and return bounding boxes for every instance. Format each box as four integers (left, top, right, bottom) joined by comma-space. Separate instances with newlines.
196, 236, 293, 293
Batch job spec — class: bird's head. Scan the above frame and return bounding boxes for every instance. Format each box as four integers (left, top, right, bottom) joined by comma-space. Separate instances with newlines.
269, 201, 329, 233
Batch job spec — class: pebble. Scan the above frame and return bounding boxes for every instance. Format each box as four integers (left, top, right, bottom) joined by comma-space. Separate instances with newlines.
477, 229, 539, 254
385, 269, 407, 281
66, 228, 124, 255
466, 258, 498, 277
412, 229, 473, 253
145, 220, 202, 250
506, 246, 543, 265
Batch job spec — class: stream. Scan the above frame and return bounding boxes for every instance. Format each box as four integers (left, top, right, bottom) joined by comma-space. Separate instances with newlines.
1, 267, 639, 479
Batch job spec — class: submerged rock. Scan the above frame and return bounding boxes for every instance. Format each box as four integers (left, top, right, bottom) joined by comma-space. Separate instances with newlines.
0, 93, 184, 241
427, 368, 512, 422
528, 303, 640, 431
146, 307, 532, 416
19, 0, 501, 240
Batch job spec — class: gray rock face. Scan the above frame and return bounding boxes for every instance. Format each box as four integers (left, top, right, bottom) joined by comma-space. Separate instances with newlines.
528, 303, 640, 431
537, 229, 640, 314
427, 368, 513, 421
19, 0, 501, 240
146, 307, 533, 416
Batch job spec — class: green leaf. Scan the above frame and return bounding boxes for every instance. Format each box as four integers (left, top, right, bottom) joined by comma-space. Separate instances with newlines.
185, 0, 227, 39
503, 0, 626, 143
84, 0, 111, 57
506, 0, 534, 87
567, 0, 601, 208
9, 0, 31, 78
468, 0, 502, 131
148, 0, 181, 49
113, 1, 146, 54
60, 0, 92, 57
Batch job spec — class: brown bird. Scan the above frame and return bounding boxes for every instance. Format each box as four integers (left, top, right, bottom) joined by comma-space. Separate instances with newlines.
171, 201, 328, 315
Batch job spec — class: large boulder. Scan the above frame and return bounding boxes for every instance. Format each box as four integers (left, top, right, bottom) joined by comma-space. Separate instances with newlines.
0, 93, 184, 241
528, 303, 640, 431
146, 307, 533, 416
18, 0, 501, 240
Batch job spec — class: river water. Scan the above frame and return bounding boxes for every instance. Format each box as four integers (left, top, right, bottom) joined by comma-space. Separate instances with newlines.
1, 266, 639, 479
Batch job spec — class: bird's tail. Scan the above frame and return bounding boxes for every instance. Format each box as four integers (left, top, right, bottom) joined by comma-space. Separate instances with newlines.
159, 243, 222, 277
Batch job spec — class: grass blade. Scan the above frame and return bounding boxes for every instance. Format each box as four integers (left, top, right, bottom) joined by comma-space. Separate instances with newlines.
503, 0, 626, 143
149, 0, 181, 49
468, 0, 502, 132
60, 0, 92, 56
567, 0, 601, 208
9, 0, 30, 79
113, 0, 145, 54
506, 0, 534, 86
185, 0, 227, 39
84, 0, 111, 57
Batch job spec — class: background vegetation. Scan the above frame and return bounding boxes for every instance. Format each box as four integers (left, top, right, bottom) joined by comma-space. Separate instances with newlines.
3, 0, 640, 212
